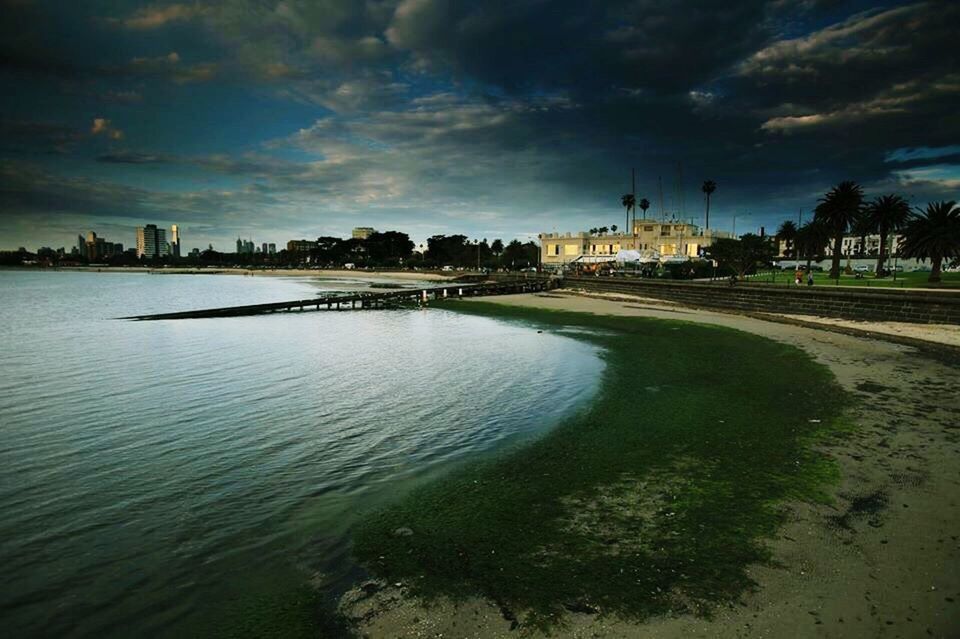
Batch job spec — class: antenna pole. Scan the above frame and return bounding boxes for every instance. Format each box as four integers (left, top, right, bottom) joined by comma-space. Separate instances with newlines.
658, 176, 664, 221
679, 163, 685, 219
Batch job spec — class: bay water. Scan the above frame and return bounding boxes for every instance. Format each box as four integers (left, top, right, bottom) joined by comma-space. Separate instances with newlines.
0, 270, 602, 637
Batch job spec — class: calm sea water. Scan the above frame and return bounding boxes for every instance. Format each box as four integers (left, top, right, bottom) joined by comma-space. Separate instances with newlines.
0, 270, 602, 638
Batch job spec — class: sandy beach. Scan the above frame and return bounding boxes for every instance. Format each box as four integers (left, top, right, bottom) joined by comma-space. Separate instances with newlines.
340, 290, 960, 638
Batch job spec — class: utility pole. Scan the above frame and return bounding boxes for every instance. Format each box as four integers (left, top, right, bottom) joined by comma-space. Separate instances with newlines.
631, 167, 636, 239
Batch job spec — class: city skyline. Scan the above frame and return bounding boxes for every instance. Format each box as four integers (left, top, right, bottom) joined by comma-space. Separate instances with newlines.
2, 2, 958, 251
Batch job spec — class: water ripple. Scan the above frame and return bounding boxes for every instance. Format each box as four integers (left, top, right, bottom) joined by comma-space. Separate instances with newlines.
0, 270, 603, 638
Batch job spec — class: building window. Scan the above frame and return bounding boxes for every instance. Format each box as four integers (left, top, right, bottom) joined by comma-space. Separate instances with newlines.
644, 225, 654, 232
564, 244, 579, 256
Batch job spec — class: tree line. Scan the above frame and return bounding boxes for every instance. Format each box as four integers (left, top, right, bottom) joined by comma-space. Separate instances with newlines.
775, 183, 959, 282
8, 230, 541, 271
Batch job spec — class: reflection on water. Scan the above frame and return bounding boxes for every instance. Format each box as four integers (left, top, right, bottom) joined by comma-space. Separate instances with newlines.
0, 271, 602, 637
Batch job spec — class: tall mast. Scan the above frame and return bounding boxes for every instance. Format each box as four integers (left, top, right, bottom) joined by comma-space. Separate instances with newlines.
678, 162, 685, 220
631, 167, 636, 236
658, 176, 664, 221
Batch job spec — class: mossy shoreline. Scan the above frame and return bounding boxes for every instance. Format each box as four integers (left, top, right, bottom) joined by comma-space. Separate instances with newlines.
351, 301, 851, 630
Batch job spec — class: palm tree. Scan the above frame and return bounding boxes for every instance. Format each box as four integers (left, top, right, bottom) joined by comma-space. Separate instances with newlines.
900, 200, 960, 283
589, 227, 598, 236
795, 220, 831, 271
599, 226, 609, 235
776, 220, 798, 258
621, 193, 635, 237
814, 181, 864, 278
864, 194, 910, 276
701, 180, 717, 230
611, 224, 618, 234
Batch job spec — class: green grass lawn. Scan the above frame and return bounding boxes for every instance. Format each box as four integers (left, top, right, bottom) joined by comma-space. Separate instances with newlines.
353, 303, 850, 629
745, 270, 960, 288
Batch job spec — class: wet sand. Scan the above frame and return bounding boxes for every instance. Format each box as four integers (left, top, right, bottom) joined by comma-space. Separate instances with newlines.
340, 290, 960, 638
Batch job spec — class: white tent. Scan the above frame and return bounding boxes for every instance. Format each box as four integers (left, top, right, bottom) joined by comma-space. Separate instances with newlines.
615, 249, 642, 263
569, 255, 617, 264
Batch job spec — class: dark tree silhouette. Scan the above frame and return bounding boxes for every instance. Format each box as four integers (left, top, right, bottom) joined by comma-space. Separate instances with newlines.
776, 220, 798, 258
794, 220, 831, 271
621, 193, 635, 236
851, 211, 874, 258
814, 181, 864, 278
900, 200, 960, 283
705, 234, 774, 278
639, 198, 650, 226
701, 180, 717, 230
865, 194, 910, 276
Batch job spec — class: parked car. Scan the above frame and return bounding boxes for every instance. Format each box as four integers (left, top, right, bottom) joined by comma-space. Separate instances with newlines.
853, 264, 871, 273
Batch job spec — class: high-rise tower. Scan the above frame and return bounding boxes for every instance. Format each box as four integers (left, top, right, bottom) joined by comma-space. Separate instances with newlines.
136, 224, 168, 258
171, 225, 181, 258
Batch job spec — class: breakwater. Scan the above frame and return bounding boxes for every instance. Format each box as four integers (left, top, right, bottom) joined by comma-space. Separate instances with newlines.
561, 276, 960, 324
123, 279, 555, 320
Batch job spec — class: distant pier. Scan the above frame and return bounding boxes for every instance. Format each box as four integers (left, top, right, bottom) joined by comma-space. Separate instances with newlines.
120, 278, 554, 320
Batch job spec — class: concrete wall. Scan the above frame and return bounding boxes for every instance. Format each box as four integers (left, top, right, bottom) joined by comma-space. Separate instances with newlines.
563, 277, 960, 325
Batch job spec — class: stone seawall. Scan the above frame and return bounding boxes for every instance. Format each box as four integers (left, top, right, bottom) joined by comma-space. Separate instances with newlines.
562, 277, 960, 325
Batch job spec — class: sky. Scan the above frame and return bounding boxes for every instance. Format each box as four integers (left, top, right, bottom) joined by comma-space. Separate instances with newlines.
1, 0, 958, 252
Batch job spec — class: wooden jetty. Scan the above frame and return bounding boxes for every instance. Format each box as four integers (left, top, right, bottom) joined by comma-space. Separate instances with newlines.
121, 278, 554, 321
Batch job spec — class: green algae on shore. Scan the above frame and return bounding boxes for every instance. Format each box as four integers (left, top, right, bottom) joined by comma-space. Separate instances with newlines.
353, 302, 851, 629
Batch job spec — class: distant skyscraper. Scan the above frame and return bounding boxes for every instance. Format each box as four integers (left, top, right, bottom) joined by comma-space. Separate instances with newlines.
171, 225, 181, 258
261, 242, 268, 254
267, 243, 276, 254
136, 224, 168, 258
236, 237, 243, 254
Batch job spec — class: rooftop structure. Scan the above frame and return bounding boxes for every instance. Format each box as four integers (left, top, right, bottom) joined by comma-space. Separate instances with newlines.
541, 219, 732, 266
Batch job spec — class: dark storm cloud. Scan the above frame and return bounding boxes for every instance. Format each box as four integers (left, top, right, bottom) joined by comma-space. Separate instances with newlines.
0, 160, 290, 236
385, 0, 776, 95
736, 2, 960, 126
0, 120, 83, 154
2, 0, 959, 249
